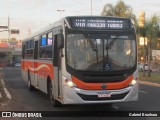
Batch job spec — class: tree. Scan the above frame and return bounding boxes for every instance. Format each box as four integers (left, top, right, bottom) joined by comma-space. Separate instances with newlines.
137, 15, 160, 77
101, 0, 135, 19
146, 15, 160, 77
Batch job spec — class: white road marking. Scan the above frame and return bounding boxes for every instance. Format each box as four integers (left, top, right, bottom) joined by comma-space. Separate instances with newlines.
1, 78, 12, 99
4, 88, 11, 99
139, 90, 148, 94
1, 78, 5, 86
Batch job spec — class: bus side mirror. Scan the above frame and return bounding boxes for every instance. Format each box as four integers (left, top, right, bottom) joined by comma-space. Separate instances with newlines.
57, 34, 64, 49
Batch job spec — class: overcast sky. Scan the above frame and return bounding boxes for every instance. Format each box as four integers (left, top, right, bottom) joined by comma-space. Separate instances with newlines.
0, 0, 159, 40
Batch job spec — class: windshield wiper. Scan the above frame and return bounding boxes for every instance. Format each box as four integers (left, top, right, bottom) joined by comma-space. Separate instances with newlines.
83, 33, 98, 62
83, 33, 97, 51
106, 39, 117, 50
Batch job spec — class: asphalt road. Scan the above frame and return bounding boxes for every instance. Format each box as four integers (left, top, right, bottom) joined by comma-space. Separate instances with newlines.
0, 67, 160, 120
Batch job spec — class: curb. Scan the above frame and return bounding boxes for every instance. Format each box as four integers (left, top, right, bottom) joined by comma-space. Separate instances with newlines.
139, 81, 160, 87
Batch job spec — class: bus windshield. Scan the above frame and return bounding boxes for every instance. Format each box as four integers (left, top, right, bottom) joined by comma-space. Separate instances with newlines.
66, 33, 136, 71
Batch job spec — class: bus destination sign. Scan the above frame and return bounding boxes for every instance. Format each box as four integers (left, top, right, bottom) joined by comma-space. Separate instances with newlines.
70, 18, 131, 30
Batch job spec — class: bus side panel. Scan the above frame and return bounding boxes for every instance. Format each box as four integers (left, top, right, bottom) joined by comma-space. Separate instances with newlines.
36, 61, 54, 94
21, 59, 27, 82
25, 60, 36, 87
33, 60, 38, 88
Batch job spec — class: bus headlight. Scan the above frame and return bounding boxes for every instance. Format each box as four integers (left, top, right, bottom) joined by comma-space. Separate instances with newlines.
63, 76, 76, 88
130, 79, 137, 86
67, 81, 74, 87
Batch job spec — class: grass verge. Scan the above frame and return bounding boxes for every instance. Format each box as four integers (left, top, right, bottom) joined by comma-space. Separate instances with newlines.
139, 72, 160, 84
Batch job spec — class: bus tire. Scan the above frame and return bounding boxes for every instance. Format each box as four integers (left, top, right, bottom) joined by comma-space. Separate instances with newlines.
48, 81, 62, 107
28, 72, 35, 91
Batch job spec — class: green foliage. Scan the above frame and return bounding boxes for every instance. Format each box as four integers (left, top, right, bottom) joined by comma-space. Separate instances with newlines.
146, 15, 160, 48
137, 15, 160, 49
136, 15, 160, 77
101, 0, 136, 19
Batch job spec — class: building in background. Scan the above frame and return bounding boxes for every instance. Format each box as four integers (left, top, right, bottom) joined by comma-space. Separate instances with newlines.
152, 50, 160, 61
0, 38, 22, 67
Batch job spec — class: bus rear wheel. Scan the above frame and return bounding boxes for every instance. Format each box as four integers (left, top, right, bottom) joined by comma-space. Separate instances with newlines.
49, 82, 62, 107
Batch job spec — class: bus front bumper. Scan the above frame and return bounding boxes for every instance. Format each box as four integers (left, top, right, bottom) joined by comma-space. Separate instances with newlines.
62, 84, 138, 104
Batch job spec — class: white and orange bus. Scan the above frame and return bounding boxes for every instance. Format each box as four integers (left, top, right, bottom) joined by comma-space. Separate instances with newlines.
21, 16, 138, 107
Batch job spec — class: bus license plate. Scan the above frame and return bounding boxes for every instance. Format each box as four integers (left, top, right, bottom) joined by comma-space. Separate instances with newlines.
98, 93, 111, 98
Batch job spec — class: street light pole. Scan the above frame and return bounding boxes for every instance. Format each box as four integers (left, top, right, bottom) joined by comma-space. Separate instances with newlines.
8, 16, 11, 64
91, 0, 93, 16
57, 10, 65, 18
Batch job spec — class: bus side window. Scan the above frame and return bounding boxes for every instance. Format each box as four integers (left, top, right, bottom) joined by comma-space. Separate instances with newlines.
24, 40, 34, 59
39, 33, 53, 59
46, 32, 53, 58
34, 41, 38, 59
46, 46, 52, 58
39, 34, 46, 58
39, 47, 46, 58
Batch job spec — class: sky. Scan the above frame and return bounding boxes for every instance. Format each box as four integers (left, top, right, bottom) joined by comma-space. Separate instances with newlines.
0, 0, 160, 40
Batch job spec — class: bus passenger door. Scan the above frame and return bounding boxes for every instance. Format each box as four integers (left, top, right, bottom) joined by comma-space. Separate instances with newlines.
34, 40, 38, 88
53, 34, 63, 100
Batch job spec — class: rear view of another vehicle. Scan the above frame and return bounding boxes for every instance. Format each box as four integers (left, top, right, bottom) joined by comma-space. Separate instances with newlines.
15, 63, 21, 67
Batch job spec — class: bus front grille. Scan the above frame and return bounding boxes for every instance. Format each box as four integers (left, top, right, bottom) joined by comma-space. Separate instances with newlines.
77, 92, 129, 101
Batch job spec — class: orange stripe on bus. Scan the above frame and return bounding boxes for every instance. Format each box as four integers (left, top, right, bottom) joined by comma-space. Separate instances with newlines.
72, 75, 133, 90
21, 60, 54, 80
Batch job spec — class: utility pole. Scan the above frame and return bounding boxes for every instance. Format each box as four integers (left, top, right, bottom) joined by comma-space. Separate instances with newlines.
8, 15, 11, 64
8, 15, 10, 45
57, 10, 65, 19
